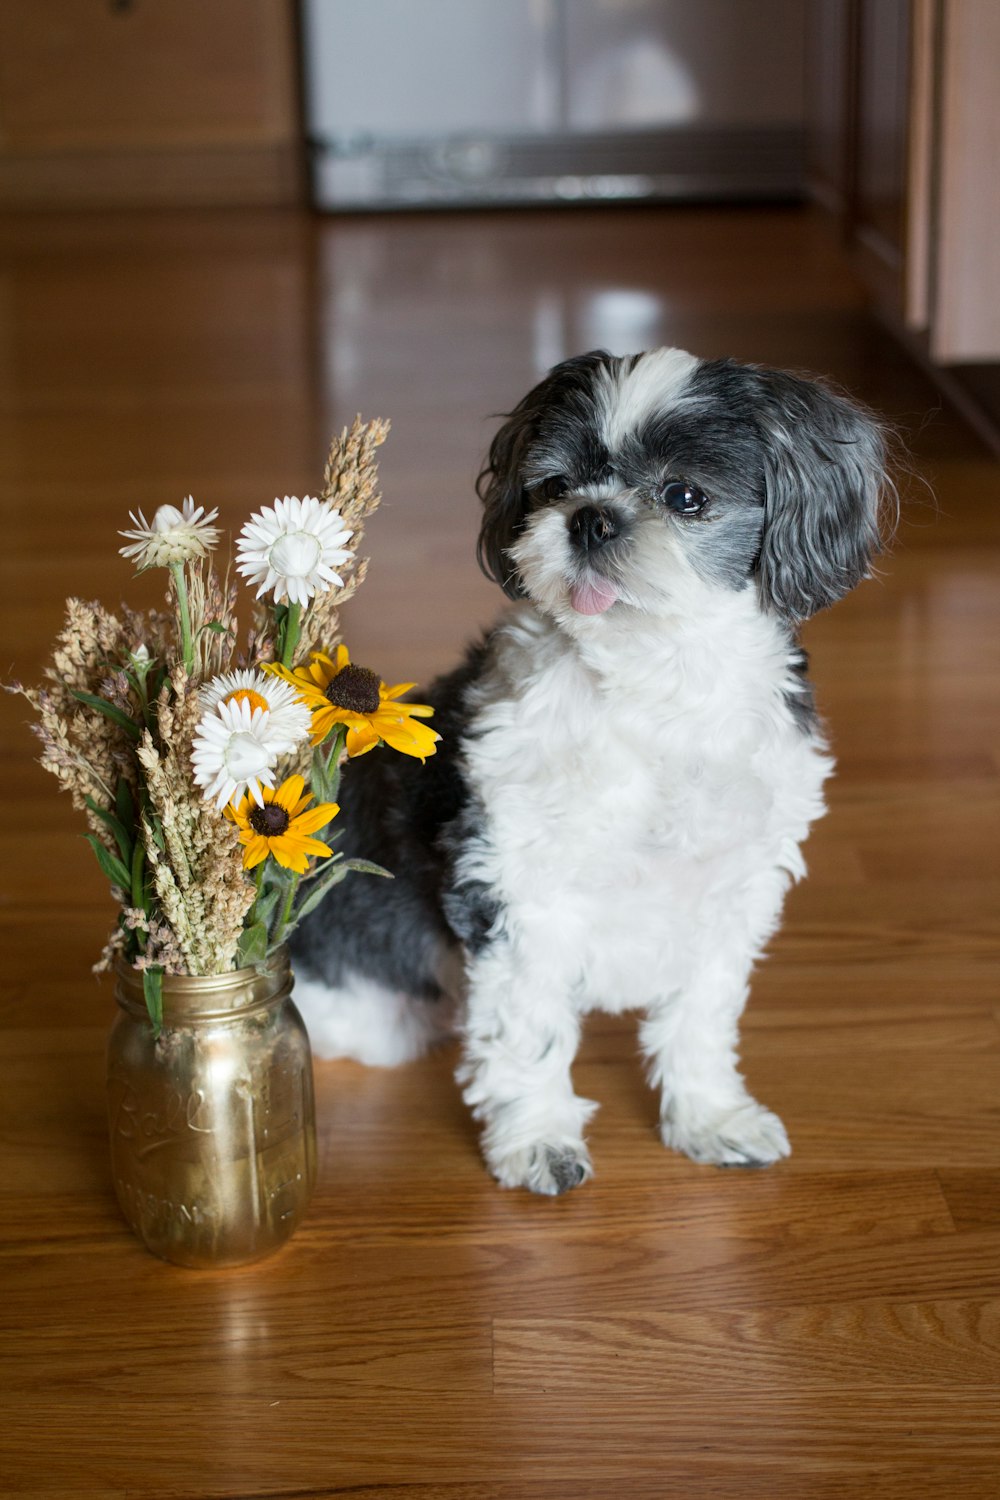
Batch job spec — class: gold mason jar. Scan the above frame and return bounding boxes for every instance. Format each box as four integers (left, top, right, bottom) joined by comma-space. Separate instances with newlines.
107, 948, 316, 1268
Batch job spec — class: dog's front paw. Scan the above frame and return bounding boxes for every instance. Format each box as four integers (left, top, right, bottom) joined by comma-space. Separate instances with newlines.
662, 1099, 791, 1168
488, 1141, 593, 1196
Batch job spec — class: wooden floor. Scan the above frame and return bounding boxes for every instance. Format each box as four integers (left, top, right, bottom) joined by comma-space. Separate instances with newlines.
1, 203, 998, 1498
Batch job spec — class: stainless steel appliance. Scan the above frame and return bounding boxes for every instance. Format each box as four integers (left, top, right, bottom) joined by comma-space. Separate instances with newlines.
301, 0, 807, 210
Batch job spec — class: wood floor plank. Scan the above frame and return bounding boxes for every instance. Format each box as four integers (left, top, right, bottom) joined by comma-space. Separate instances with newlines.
1, 1316, 493, 1398
493, 1302, 1000, 1391
0, 1168, 952, 1257
35, 1481, 997, 1500
3, 1219, 996, 1328
171, 1486, 1000, 1500
937, 1170, 1000, 1231
5, 1391, 999, 1494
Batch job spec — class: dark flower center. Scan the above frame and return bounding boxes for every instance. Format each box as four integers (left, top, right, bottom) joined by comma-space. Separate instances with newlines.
325, 663, 381, 715
249, 804, 290, 838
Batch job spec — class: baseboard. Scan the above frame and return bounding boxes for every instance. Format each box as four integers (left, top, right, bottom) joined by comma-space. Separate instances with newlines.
0, 144, 305, 210
872, 309, 1000, 459
310, 126, 805, 211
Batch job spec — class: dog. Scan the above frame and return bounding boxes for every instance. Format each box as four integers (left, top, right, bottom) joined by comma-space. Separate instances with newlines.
292, 347, 891, 1195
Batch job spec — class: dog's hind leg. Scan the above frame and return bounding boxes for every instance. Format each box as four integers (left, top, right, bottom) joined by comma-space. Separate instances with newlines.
292, 970, 456, 1066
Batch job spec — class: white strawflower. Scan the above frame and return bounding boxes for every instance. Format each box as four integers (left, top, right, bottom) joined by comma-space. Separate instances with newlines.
197, 669, 310, 753
119, 497, 220, 569
235, 495, 353, 607
191, 697, 286, 811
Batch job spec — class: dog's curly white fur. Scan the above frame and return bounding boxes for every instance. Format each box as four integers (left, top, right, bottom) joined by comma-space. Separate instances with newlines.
291, 347, 891, 1195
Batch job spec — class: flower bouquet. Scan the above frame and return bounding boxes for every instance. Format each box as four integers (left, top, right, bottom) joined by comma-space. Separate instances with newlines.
13, 416, 437, 1025
10, 417, 438, 1266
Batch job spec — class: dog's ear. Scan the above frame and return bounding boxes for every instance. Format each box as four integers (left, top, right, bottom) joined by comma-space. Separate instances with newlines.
477, 351, 616, 598
754, 369, 893, 622
475, 401, 535, 599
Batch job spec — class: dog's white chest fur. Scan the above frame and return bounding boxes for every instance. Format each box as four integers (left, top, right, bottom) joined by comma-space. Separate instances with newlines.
459, 598, 831, 1012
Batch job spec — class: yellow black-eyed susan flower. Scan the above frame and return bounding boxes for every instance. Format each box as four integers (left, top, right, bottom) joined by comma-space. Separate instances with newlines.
268, 645, 439, 760
225, 774, 338, 874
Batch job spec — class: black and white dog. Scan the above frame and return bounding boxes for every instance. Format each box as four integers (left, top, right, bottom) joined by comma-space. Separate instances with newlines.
293, 347, 891, 1195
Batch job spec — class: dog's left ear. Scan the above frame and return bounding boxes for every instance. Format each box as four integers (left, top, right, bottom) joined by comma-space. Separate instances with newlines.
754, 369, 892, 621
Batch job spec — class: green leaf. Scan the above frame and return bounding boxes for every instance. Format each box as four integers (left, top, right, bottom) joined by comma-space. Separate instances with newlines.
252, 886, 281, 929
85, 795, 132, 867
148, 666, 169, 705
130, 840, 147, 913
115, 778, 135, 832
199, 620, 230, 636
272, 603, 290, 661
309, 727, 347, 808
309, 758, 333, 807
69, 689, 141, 742
290, 862, 353, 923
237, 922, 269, 966
143, 967, 163, 1038
84, 833, 132, 893
341, 859, 394, 879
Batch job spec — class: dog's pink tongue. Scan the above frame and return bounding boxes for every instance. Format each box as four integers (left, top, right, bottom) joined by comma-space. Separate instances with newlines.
570, 575, 619, 615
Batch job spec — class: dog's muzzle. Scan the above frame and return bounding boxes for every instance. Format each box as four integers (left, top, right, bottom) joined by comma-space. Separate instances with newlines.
567, 504, 623, 615
568, 504, 621, 555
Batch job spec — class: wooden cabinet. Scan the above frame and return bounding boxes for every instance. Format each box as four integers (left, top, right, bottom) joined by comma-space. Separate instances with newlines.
808, 0, 1000, 366
923, 0, 1000, 362
0, 0, 302, 207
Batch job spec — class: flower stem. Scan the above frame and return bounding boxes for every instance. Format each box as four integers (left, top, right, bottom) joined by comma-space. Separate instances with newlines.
170, 563, 195, 676
310, 724, 346, 810
247, 861, 265, 929
280, 601, 302, 668
271, 871, 300, 949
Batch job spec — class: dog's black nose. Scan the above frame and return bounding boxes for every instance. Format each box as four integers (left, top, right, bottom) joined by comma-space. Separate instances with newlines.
569, 505, 620, 553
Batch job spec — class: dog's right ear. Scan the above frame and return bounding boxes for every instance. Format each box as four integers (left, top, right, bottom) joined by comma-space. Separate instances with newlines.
477, 351, 616, 598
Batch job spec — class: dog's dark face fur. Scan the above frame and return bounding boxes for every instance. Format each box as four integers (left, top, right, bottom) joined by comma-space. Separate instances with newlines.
477, 348, 888, 624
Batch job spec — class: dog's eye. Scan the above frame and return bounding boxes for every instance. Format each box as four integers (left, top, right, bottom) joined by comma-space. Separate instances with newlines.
660, 480, 708, 516
540, 475, 569, 500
